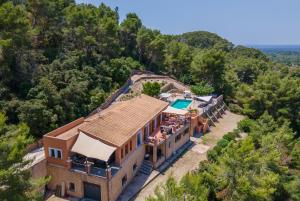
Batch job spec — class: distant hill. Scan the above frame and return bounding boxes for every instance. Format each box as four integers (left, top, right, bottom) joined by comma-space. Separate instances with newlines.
176, 31, 234, 51
249, 45, 300, 66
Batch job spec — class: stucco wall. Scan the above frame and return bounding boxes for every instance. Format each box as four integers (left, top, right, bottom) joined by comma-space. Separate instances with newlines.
47, 144, 145, 201
109, 145, 145, 201
47, 164, 108, 201
165, 126, 190, 159
30, 159, 47, 180
43, 137, 69, 167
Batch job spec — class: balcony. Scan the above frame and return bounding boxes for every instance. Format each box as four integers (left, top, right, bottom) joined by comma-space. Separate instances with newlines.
161, 114, 190, 135
69, 154, 120, 178
71, 161, 85, 172
145, 128, 167, 146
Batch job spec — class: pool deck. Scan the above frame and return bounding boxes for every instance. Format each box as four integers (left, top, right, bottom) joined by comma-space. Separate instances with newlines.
168, 95, 204, 114
171, 99, 192, 110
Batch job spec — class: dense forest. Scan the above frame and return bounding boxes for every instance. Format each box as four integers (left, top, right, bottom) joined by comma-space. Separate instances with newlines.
267, 51, 300, 66
254, 45, 300, 66
0, 0, 299, 200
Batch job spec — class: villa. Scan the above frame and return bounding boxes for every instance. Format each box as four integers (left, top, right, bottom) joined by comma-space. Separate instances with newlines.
42, 94, 208, 201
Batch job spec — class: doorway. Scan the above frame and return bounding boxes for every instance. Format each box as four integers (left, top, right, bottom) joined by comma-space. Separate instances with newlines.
83, 182, 101, 201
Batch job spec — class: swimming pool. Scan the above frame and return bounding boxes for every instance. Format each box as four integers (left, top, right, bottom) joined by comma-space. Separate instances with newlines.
171, 99, 192, 109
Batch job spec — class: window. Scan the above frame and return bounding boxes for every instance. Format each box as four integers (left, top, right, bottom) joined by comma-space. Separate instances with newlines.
121, 148, 124, 159
133, 163, 137, 172
175, 134, 181, 143
50, 149, 55, 157
154, 116, 157, 129
48, 148, 62, 159
122, 175, 127, 187
157, 115, 161, 127
69, 183, 75, 192
144, 123, 150, 138
130, 140, 133, 151
137, 131, 142, 147
184, 127, 189, 136
151, 120, 155, 132
57, 150, 62, 158
125, 144, 128, 155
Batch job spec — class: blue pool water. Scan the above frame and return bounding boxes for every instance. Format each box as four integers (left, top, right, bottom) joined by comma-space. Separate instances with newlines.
171, 99, 192, 109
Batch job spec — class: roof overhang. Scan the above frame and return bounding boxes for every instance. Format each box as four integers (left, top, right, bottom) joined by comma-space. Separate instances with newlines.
160, 93, 171, 99
196, 96, 213, 103
71, 132, 116, 162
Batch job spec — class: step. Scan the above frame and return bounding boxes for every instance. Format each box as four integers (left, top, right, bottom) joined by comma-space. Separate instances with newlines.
140, 164, 152, 171
140, 166, 152, 172
139, 160, 153, 175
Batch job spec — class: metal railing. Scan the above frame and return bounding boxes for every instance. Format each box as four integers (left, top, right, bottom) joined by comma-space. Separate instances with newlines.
71, 161, 85, 172
175, 123, 190, 135
90, 166, 106, 177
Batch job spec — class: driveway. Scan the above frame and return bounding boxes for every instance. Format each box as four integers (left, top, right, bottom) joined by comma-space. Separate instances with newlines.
131, 111, 244, 201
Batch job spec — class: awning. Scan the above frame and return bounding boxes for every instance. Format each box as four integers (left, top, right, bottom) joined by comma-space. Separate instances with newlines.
163, 106, 188, 115
196, 96, 212, 103
71, 132, 116, 162
160, 93, 171, 99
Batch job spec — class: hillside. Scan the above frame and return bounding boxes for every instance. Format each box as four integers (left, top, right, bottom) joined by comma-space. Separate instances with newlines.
0, 1, 300, 200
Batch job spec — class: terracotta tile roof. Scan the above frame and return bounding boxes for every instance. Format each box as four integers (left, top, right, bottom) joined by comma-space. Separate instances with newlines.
79, 94, 169, 147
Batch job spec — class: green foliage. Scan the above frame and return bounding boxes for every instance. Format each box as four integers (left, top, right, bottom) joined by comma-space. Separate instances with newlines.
0, 113, 44, 200
137, 27, 167, 72
164, 40, 192, 77
223, 131, 239, 141
177, 31, 233, 51
142, 82, 161, 97
149, 116, 300, 201
120, 13, 142, 57
190, 82, 214, 96
207, 149, 218, 162
109, 57, 143, 85
238, 118, 256, 133
191, 49, 226, 93
236, 72, 300, 134
230, 45, 269, 61
266, 51, 300, 66
1, 1, 300, 200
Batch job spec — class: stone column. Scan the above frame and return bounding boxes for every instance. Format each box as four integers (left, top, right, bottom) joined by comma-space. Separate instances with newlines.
106, 166, 112, 180
153, 145, 157, 165
66, 157, 72, 170
86, 162, 92, 174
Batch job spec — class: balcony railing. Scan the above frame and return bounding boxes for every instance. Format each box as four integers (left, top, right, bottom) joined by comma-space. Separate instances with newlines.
175, 123, 190, 135
71, 161, 85, 172
90, 166, 106, 177
70, 160, 120, 178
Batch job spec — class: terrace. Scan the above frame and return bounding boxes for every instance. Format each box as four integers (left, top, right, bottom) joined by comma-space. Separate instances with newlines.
68, 132, 120, 178
145, 107, 190, 146
69, 153, 120, 178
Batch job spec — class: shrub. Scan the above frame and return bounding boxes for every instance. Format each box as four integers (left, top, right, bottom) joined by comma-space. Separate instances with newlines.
216, 138, 230, 149
223, 132, 236, 142
142, 82, 161, 97
238, 118, 256, 133
207, 149, 218, 162
228, 103, 243, 114
190, 82, 214, 96
223, 129, 240, 141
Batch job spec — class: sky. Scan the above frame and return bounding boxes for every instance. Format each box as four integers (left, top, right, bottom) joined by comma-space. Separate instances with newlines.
76, 0, 300, 45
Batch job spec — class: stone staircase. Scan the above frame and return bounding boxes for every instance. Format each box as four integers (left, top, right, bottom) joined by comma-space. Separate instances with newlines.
139, 160, 153, 175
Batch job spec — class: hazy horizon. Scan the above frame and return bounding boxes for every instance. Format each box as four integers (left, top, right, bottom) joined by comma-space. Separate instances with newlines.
76, 0, 300, 46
